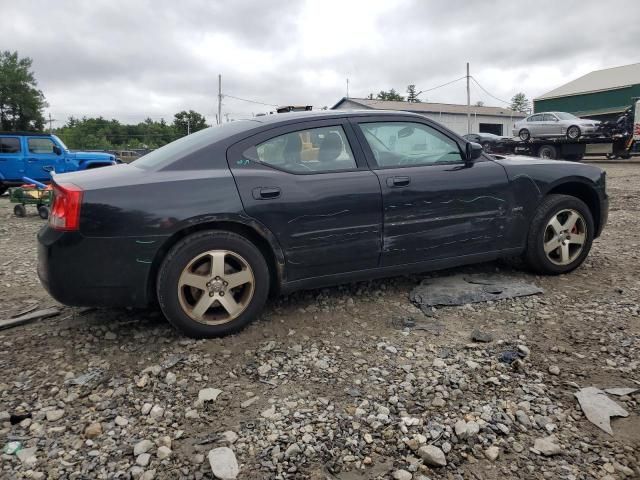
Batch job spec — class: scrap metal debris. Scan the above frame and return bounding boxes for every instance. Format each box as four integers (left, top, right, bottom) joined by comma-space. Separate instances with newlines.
574, 387, 629, 435
64, 368, 106, 387
0, 307, 60, 330
410, 274, 543, 311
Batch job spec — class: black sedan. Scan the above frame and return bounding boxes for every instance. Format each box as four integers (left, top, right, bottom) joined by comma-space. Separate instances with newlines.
462, 132, 514, 154
38, 110, 608, 338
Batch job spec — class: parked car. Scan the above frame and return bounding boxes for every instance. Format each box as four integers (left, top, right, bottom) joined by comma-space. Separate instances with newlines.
114, 150, 142, 163
38, 111, 608, 338
0, 133, 116, 195
462, 132, 513, 153
513, 112, 600, 141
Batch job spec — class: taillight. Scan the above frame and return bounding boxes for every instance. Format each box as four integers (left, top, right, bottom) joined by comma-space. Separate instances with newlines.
49, 182, 83, 231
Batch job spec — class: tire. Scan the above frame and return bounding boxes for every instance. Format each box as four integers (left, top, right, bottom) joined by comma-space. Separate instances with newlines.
481, 142, 492, 153
37, 205, 50, 219
524, 194, 594, 275
157, 230, 270, 338
14, 204, 27, 217
518, 129, 530, 141
566, 125, 581, 140
538, 145, 558, 159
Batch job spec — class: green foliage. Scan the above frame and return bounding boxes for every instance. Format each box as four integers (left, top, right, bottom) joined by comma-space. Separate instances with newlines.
368, 89, 405, 101
510, 92, 531, 113
54, 111, 209, 150
475, 101, 484, 107
173, 110, 208, 136
406, 85, 422, 103
0, 51, 47, 131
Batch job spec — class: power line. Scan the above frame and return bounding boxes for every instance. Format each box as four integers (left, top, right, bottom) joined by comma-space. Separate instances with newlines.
469, 76, 511, 105
222, 94, 279, 107
416, 76, 467, 97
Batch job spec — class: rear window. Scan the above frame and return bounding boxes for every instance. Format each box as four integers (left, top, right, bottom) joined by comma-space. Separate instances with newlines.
132, 120, 260, 170
0, 137, 20, 153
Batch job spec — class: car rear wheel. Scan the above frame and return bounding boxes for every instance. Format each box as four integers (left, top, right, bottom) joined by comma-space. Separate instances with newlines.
524, 194, 594, 274
518, 129, 530, 141
157, 230, 270, 338
566, 125, 581, 140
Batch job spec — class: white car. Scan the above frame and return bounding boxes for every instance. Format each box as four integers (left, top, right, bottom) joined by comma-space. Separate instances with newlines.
513, 112, 600, 141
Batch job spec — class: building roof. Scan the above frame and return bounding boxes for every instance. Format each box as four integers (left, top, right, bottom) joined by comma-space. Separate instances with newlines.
331, 97, 525, 117
535, 63, 640, 100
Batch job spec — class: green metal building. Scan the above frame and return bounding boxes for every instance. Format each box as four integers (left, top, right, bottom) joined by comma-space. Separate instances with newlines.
534, 63, 640, 121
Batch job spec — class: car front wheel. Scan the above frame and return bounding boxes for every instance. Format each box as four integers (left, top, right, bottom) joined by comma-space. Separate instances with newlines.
566, 125, 581, 140
525, 194, 594, 274
157, 230, 270, 338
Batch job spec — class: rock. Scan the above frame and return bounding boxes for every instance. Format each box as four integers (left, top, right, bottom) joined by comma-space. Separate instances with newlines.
208, 447, 240, 479
198, 388, 223, 403
515, 410, 531, 427
485, 446, 500, 461
533, 436, 562, 456
432, 358, 446, 368
261, 405, 278, 419
115, 415, 129, 427
149, 405, 164, 419
471, 329, 493, 342
141, 403, 153, 415
84, 422, 102, 439
136, 453, 151, 467
142, 470, 156, 480
431, 397, 446, 407
222, 430, 238, 444
46, 409, 65, 421
548, 365, 560, 375
284, 443, 301, 458
134, 439, 154, 456
157, 436, 172, 449
157, 446, 172, 459
314, 359, 329, 370
16, 447, 37, 467
517, 345, 530, 357
257, 364, 271, 376
418, 445, 447, 467
165, 372, 176, 384
392, 469, 413, 480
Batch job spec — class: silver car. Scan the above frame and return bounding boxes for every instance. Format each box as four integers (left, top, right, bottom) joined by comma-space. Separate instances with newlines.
513, 112, 600, 141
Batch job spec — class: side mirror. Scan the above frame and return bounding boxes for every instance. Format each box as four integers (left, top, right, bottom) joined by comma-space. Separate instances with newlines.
465, 141, 483, 161
53, 145, 62, 155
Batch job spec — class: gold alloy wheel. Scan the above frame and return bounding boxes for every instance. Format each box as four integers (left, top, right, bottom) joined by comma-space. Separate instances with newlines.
543, 209, 587, 266
177, 250, 255, 324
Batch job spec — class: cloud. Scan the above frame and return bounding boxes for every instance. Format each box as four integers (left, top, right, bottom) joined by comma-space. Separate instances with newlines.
2, 0, 639, 126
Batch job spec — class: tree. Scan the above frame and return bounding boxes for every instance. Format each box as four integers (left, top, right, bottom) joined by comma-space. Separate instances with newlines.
370, 89, 404, 101
406, 85, 422, 103
0, 51, 47, 131
474, 101, 484, 107
173, 110, 208, 135
510, 92, 531, 114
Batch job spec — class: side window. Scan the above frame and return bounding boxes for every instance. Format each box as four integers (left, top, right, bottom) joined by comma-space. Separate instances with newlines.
543, 114, 557, 121
243, 125, 357, 173
358, 121, 463, 168
528, 114, 542, 122
28, 138, 55, 154
0, 137, 21, 154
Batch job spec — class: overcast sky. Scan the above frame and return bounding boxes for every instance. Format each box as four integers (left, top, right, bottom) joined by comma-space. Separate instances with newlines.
3, 0, 639, 126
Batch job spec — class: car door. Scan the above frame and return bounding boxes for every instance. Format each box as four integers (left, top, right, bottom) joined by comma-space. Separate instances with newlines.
541, 113, 560, 136
0, 136, 24, 182
527, 114, 543, 137
227, 119, 383, 281
25, 137, 58, 181
351, 117, 512, 266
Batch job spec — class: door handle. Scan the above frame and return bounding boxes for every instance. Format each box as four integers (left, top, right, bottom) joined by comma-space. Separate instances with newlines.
252, 187, 281, 200
27, 158, 38, 162
387, 176, 410, 187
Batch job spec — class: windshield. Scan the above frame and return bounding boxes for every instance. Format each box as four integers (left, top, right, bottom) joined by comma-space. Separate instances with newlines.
554, 112, 578, 120
132, 120, 259, 170
52, 135, 68, 150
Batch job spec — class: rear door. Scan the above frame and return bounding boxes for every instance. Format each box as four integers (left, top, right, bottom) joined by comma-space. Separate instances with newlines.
25, 137, 58, 181
227, 119, 383, 281
351, 116, 512, 266
0, 136, 24, 182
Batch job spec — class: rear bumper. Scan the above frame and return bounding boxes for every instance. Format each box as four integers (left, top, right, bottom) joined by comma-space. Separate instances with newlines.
37, 227, 164, 308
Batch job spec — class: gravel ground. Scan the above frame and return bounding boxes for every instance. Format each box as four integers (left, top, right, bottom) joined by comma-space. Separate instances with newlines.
0, 163, 638, 480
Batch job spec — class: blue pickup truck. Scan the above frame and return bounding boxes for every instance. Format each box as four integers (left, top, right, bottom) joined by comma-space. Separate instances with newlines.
0, 132, 116, 195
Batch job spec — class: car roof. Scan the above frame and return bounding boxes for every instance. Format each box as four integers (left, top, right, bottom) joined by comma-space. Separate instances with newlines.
243, 109, 425, 126
0, 131, 53, 136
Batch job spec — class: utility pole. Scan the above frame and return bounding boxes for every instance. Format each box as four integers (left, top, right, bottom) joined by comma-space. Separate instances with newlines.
187, 118, 191, 135
346, 78, 349, 99
48, 113, 55, 133
218, 74, 222, 125
466, 62, 471, 134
